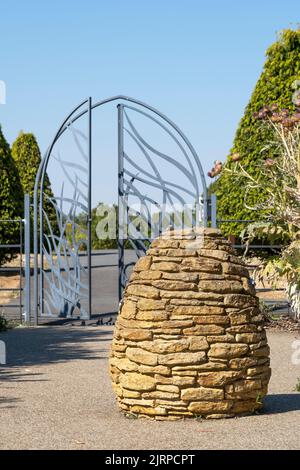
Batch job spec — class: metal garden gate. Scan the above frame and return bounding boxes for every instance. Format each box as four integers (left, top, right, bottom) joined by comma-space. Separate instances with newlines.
33, 96, 208, 323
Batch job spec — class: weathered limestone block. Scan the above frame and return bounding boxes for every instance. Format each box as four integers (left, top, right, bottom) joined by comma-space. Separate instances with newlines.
198, 248, 230, 261
120, 300, 137, 319
193, 315, 229, 325
119, 329, 152, 341
197, 371, 243, 387
189, 336, 209, 351
134, 271, 162, 281
143, 391, 179, 399
126, 347, 158, 366
162, 272, 199, 282
110, 357, 138, 372
154, 374, 196, 387
151, 262, 180, 272
130, 406, 167, 416
158, 351, 206, 366
199, 280, 244, 294
171, 306, 225, 315
181, 258, 222, 273
110, 228, 271, 420
119, 372, 156, 391
138, 364, 170, 375
161, 291, 223, 301
208, 343, 249, 359
224, 294, 258, 308
137, 299, 167, 310
157, 384, 180, 393
206, 334, 235, 343
122, 389, 141, 398
181, 387, 224, 401
134, 256, 152, 272
152, 280, 198, 291
188, 401, 233, 413
151, 239, 179, 249
229, 357, 259, 369
236, 333, 264, 343
126, 284, 160, 299
183, 324, 225, 335
136, 311, 169, 321
223, 262, 249, 278
137, 339, 189, 354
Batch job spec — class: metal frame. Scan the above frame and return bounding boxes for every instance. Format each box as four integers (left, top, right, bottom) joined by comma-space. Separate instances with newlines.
211, 194, 285, 249
33, 96, 208, 323
24, 194, 31, 322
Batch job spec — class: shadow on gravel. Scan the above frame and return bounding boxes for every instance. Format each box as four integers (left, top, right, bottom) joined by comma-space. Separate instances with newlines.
0, 326, 113, 370
0, 369, 46, 383
264, 393, 300, 414
0, 396, 22, 409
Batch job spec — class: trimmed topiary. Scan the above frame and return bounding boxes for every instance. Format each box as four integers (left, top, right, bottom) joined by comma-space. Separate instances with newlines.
211, 29, 300, 237
0, 125, 24, 264
11, 131, 57, 233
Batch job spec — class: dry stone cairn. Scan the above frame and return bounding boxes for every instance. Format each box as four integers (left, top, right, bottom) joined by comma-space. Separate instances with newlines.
109, 228, 271, 419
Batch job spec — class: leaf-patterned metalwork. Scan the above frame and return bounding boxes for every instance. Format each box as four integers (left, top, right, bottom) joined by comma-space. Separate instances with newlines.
34, 99, 91, 321
33, 96, 207, 323
118, 104, 206, 292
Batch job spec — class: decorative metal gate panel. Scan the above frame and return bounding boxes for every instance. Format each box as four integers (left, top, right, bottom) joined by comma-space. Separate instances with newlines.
33, 99, 92, 322
33, 96, 207, 323
117, 102, 208, 297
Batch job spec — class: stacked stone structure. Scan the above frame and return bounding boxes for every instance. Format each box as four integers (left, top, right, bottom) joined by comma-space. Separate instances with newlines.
110, 228, 271, 419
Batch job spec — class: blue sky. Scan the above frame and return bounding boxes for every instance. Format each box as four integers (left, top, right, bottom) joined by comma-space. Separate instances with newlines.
0, 0, 299, 204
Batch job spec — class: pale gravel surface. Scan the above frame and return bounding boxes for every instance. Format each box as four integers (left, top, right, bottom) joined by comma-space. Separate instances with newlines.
0, 326, 299, 450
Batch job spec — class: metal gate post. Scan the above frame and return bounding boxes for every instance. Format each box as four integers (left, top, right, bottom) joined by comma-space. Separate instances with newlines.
118, 103, 124, 301
24, 194, 31, 323
87, 97, 92, 319
211, 193, 217, 228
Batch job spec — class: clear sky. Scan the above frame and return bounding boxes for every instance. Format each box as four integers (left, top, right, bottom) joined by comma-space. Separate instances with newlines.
0, 0, 299, 204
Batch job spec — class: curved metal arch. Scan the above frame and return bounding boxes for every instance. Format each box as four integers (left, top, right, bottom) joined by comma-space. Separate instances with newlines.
35, 95, 207, 199
33, 95, 208, 323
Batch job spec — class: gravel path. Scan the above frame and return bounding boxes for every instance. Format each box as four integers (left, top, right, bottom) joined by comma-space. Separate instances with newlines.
0, 326, 299, 450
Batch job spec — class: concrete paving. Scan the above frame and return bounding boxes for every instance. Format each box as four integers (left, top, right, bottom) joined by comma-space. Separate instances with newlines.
0, 326, 299, 450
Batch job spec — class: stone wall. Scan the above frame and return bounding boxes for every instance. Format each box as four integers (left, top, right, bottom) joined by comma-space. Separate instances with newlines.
109, 228, 271, 420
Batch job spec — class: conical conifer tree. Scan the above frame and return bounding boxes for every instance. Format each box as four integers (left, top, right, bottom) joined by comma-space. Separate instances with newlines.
0, 126, 24, 263
212, 29, 300, 237
11, 132, 57, 232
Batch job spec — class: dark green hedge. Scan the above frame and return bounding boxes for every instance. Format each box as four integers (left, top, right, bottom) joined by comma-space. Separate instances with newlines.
11, 132, 57, 233
0, 126, 24, 264
211, 29, 300, 237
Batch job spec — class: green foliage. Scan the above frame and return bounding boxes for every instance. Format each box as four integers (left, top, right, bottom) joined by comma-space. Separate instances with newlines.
11, 132, 57, 235
262, 240, 300, 289
66, 205, 118, 250
240, 222, 292, 251
0, 126, 24, 264
211, 29, 300, 237
67, 203, 152, 251
91, 205, 118, 249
